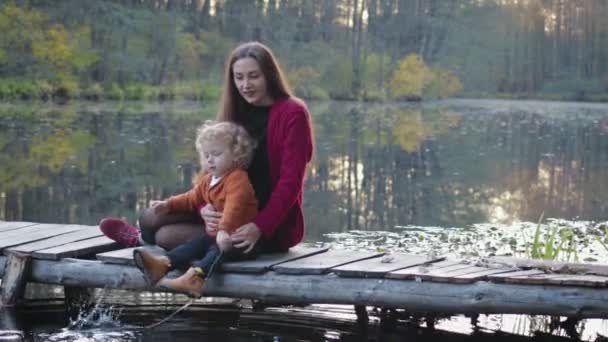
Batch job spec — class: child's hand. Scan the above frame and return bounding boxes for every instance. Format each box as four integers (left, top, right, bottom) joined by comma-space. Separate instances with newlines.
216, 230, 232, 252
151, 200, 169, 215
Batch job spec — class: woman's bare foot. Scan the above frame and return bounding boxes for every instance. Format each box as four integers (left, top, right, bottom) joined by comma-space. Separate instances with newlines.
158, 268, 205, 298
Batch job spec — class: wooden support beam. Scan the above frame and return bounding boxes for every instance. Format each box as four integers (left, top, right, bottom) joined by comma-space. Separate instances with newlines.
0, 255, 6, 278
0, 307, 24, 341
1, 252, 31, 307
354, 305, 368, 325
24, 258, 608, 318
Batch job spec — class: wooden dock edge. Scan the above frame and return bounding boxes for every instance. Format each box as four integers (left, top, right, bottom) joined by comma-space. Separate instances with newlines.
1, 256, 608, 318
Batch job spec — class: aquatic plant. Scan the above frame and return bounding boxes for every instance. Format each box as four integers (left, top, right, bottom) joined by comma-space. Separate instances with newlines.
596, 224, 608, 253
525, 214, 579, 262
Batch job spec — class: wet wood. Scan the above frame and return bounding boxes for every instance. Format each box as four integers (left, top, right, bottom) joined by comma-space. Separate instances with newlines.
487, 256, 608, 276
32, 236, 117, 260
272, 250, 385, 275
0, 252, 31, 306
7, 226, 102, 254
221, 246, 329, 273
332, 254, 444, 278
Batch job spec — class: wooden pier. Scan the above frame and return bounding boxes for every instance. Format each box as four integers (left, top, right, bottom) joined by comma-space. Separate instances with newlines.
1, 221, 608, 319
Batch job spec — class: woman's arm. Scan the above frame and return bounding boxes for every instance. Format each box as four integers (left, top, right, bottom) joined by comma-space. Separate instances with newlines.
253, 108, 313, 239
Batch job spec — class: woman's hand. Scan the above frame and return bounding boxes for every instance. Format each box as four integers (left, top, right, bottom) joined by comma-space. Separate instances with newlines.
200, 204, 221, 235
231, 222, 262, 253
150, 200, 169, 215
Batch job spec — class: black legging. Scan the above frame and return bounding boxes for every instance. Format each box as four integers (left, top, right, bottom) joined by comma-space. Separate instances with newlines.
138, 208, 204, 250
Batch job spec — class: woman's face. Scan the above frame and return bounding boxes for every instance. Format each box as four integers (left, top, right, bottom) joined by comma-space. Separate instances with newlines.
232, 57, 273, 106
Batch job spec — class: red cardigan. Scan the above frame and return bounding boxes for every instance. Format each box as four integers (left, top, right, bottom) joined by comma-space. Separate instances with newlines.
253, 98, 314, 251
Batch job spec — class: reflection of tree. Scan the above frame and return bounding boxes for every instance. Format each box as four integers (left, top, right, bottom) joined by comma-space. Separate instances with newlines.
307, 103, 464, 236
307, 101, 608, 235
393, 108, 460, 153
0, 103, 214, 224
3, 101, 608, 239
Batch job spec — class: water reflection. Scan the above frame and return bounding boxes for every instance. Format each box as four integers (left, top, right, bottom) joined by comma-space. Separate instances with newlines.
1, 99, 608, 238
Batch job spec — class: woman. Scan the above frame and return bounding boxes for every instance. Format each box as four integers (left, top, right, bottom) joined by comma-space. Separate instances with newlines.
100, 41, 314, 256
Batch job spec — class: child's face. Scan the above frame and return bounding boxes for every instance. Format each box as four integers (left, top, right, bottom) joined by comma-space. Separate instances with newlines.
202, 142, 235, 178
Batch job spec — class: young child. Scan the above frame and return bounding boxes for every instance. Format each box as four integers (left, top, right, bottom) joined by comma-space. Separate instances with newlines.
133, 120, 257, 297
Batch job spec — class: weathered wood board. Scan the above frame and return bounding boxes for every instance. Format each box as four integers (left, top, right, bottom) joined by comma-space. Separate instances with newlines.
488, 256, 608, 277
332, 254, 444, 278
0, 222, 38, 233
488, 269, 546, 282
424, 265, 514, 284
221, 246, 330, 273
96, 245, 166, 265
33, 236, 118, 260
7, 225, 102, 254
1, 252, 31, 306
0, 224, 83, 251
272, 249, 385, 275
386, 259, 465, 280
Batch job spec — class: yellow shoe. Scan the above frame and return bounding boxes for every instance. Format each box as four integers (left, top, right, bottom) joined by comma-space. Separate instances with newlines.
133, 248, 171, 285
158, 268, 205, 298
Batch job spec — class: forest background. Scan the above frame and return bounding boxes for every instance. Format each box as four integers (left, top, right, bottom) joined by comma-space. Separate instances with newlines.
1, 0, 607, 102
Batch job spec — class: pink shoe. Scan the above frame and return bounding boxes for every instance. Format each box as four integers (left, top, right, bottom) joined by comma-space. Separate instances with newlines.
99, 217, 140, 247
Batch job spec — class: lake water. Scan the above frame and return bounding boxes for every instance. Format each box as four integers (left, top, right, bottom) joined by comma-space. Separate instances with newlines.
1, 99, 608, 340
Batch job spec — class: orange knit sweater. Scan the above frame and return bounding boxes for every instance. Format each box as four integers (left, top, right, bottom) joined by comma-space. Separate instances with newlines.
166, 169, 258, 236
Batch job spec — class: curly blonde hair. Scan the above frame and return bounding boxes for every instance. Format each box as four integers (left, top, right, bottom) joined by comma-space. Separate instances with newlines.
195, 120, 256, 172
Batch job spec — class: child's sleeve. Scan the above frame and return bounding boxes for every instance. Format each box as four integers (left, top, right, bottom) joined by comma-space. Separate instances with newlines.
218, 170, 258, 233
167, 175, 209, 212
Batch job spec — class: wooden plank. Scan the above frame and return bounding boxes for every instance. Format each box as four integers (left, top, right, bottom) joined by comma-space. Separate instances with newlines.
333, 254, 445, 278
7, 225, 102, 254
1, 252, 31, 306
501, 273, 570, 286
33, 236, 119, 260
386, 259, 464, 280
0, 221, 38, 233
500, 273, 608, 287
488, 256, 608, 276
96, 245, 166, 265
542, 274, 608, 287
488, 270, 545, 283
0, 223, 62, 238
428, 266, 514, 284
450, 268, 515, 282
0, 224, 83, 252
272, 249, 385, 275
221, 246, 329, 273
